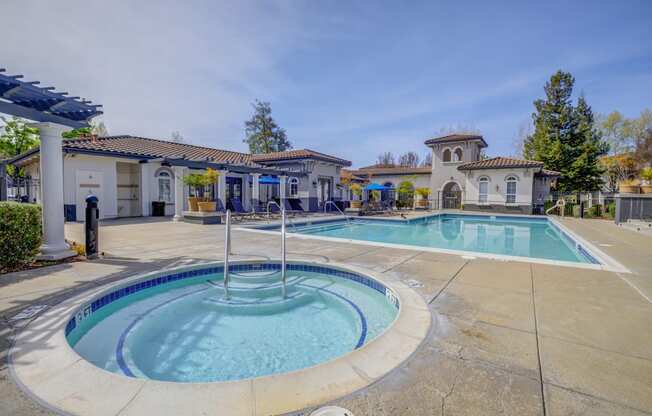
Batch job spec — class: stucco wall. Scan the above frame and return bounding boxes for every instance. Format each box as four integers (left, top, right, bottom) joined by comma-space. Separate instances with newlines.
462, 168, 535, 206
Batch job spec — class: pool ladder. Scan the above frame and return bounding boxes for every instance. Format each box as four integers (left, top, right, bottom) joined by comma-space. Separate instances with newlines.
324, 201, 351, 225
223, 208, 287, 301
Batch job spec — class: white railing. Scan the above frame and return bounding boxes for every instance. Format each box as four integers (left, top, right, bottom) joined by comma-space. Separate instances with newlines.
323, 201, 351, 225
281, 208, 287, 299
223, 209, 232, 300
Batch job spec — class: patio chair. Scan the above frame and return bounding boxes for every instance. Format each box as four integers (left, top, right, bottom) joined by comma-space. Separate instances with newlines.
229, 199, 257, 221
283, 199, 305, 217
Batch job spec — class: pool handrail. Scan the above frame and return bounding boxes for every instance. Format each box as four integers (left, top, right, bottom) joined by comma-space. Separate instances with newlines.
324, 200, 351, 225
281, 208, 287, 299
224, 209, 231, 300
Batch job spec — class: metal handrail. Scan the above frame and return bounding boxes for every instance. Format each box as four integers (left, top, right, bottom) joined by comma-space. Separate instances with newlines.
281, 208, 287, 299
324, 200, 351, 225
546, 198, 566, 216
223, 209, 231, 300
266, 200, 283, 220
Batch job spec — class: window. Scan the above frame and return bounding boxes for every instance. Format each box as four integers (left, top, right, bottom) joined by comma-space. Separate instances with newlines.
289, 177, 299, 197
505, 176, 517, 204
442, 148, 451, 162
453, 148, 463, 162
478, 177, 489, 203
157, 170, 172, 202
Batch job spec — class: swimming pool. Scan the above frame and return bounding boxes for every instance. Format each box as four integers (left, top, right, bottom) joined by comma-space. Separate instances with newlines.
66, 261, 399, 382
256, 214, 604, 265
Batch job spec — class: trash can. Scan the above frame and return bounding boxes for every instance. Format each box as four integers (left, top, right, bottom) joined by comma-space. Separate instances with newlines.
151, 201, 166, 216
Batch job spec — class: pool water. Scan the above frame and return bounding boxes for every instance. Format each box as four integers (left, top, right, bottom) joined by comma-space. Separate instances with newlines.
69, 267, 397, 382
280, 214, 598, 264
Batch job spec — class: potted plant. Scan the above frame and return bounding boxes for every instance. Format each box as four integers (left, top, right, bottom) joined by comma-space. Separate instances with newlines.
415, 187, 431, 208
640, 167, 652, 194
349, 183, 363, 208
619, 178, 640, 194
197, 168, 219, 212
183, 173, 205, 211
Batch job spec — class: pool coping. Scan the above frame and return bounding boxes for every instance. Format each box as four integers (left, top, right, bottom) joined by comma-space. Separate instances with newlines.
237, 212, 630, 273
8, 259, 431, 416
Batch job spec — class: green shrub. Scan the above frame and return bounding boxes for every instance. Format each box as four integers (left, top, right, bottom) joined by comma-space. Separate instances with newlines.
0, 202, 42, 272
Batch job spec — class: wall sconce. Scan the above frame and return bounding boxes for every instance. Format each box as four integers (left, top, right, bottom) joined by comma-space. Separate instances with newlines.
496, 185, 500, 192
312, 181, 317, 188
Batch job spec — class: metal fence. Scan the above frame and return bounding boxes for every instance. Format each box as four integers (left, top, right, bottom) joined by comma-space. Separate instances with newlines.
615, 194, 652, 223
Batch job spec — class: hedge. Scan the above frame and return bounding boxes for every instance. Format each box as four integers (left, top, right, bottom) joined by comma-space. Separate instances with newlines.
0, 202, 42, 272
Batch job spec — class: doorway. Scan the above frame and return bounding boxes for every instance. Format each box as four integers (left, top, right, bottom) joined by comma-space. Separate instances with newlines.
226, 177, 242, 210
442, 182, 462, 209
317, 177, 332, 209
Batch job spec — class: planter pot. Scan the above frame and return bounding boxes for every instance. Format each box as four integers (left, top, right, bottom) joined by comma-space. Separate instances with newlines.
350, 200, 362, 209
188, 197, 199, 211
416, 199, 429, 208
619, 184, 640, 194
198, 201, 217, 212
640, 185, 652, 194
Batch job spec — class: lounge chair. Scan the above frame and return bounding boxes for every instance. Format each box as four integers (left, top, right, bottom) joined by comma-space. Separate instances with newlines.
283, 199, 305, 217
229, 199, 257, 221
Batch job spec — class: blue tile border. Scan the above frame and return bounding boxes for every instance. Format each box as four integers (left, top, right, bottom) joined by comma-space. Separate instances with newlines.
65, 262, 399, 339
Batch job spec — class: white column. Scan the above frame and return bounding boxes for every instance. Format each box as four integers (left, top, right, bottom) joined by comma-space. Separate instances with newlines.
252, 173, 261, 211
218, 170, 228, 211
34, 122, 75, 260
140, 163, 152, 216
172, 166, 186, 221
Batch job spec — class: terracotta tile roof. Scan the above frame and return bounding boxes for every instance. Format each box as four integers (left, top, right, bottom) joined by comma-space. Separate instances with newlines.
350, 166, 432, 176
457, 157, 544, 171
251, 149, 351, 166
340, 169, 367, 183
63, 135, 254, 164
538, 168, 561, 177
424, 134, 488, 148
11, 135, 350, 168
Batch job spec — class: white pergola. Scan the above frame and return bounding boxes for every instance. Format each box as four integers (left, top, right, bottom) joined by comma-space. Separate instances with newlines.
0, 68, 102, 260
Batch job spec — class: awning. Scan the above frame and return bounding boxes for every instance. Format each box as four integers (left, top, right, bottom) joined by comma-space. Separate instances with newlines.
365, 183, 391, 191
248, 175, 280, 185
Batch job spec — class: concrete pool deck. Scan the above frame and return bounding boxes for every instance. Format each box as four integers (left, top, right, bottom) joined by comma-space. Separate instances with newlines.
1, 215, 652, 415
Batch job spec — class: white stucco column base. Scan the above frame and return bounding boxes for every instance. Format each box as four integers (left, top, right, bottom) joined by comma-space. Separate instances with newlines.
33, 122, 76, 261
172, 166, 186, 222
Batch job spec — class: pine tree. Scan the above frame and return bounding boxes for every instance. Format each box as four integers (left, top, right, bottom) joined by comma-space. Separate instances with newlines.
244, 100, 292, 154
524, 71, 608, 191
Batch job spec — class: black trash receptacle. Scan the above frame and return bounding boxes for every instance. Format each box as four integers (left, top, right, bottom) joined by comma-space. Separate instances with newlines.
151, 201, 166, 216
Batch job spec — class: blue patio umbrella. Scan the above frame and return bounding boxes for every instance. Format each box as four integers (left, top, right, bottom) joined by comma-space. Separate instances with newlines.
255, 176, 280, 185
365, 183, 389, 190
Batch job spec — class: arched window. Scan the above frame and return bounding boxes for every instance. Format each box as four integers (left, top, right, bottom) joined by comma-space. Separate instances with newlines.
478, 176, 489, 203
505, 175, 517, 204
289, 177, 299, 197
453, 148, 463, 162
442, 148, 452, 162
157, 170, 172, 203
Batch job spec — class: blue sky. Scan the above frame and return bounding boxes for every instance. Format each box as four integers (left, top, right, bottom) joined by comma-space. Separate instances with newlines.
2, 0, 651, 167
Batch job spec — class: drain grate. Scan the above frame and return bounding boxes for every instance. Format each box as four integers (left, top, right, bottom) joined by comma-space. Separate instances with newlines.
405, 279, 424, 288
11, 305, 49, 321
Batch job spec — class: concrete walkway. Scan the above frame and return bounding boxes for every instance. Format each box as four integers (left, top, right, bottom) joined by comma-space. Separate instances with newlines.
1, 216, 651, 415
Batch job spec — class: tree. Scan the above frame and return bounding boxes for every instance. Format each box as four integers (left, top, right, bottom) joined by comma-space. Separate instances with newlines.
0, 117, 39, 180
600, 154, 637, 193
376, 152, 395, 167
624, 109, 652, 165
244, 100, 291, 154
524, 71, 608, 191
61, 119, 108, 139
598, 111, 629, 155
91, 120, 108, 137
398, 151, 420, 167
512, 121, 531, 158
170, 131, 185, 143
421, 152, 433, 167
